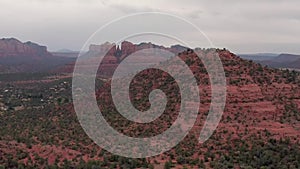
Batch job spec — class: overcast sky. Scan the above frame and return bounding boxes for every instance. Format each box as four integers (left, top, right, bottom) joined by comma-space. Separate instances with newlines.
0, 0, 299, 54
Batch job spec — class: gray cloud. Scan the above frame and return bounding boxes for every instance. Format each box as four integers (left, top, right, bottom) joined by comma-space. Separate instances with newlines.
106, 2, 157, 13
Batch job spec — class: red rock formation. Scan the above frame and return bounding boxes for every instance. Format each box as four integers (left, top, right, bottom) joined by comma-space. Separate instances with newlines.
89, 42, 116, 56
0, 38, 52, 58
0, 38, 76, 73
120, 41, 136, 59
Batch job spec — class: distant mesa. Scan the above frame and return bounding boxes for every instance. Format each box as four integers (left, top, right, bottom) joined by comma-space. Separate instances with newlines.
274, 53, 300, 63
239, 53, 300, 70
85, 41, 189, 66
56, 41, 190, 76
0, 38, 75, 74
2, 37, 299, 74
55, 49, 77, 53
51, 49, 79, 58
0, 38, 52, 58
88, 41, 188, 58
239, 53, 278, 61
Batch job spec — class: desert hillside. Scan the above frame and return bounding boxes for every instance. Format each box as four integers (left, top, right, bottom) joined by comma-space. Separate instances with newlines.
0, 45, 299, 168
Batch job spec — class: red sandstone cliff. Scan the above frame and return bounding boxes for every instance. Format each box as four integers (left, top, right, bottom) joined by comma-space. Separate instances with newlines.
0, 38, 52, 58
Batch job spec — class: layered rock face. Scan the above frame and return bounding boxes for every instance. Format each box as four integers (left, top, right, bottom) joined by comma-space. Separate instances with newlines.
88, 41, 187, 60
57, 41, 194, 75
0, 38, 52, 58
0, 38, 75, 73
80, 41, 169, 77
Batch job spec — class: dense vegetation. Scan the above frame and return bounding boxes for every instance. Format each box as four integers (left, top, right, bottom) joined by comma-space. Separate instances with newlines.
0, 49, 300, 168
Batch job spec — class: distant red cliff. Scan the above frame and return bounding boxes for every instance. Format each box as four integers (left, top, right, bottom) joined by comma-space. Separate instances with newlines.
0, 38, 73, 73
0, 38, 52, 58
